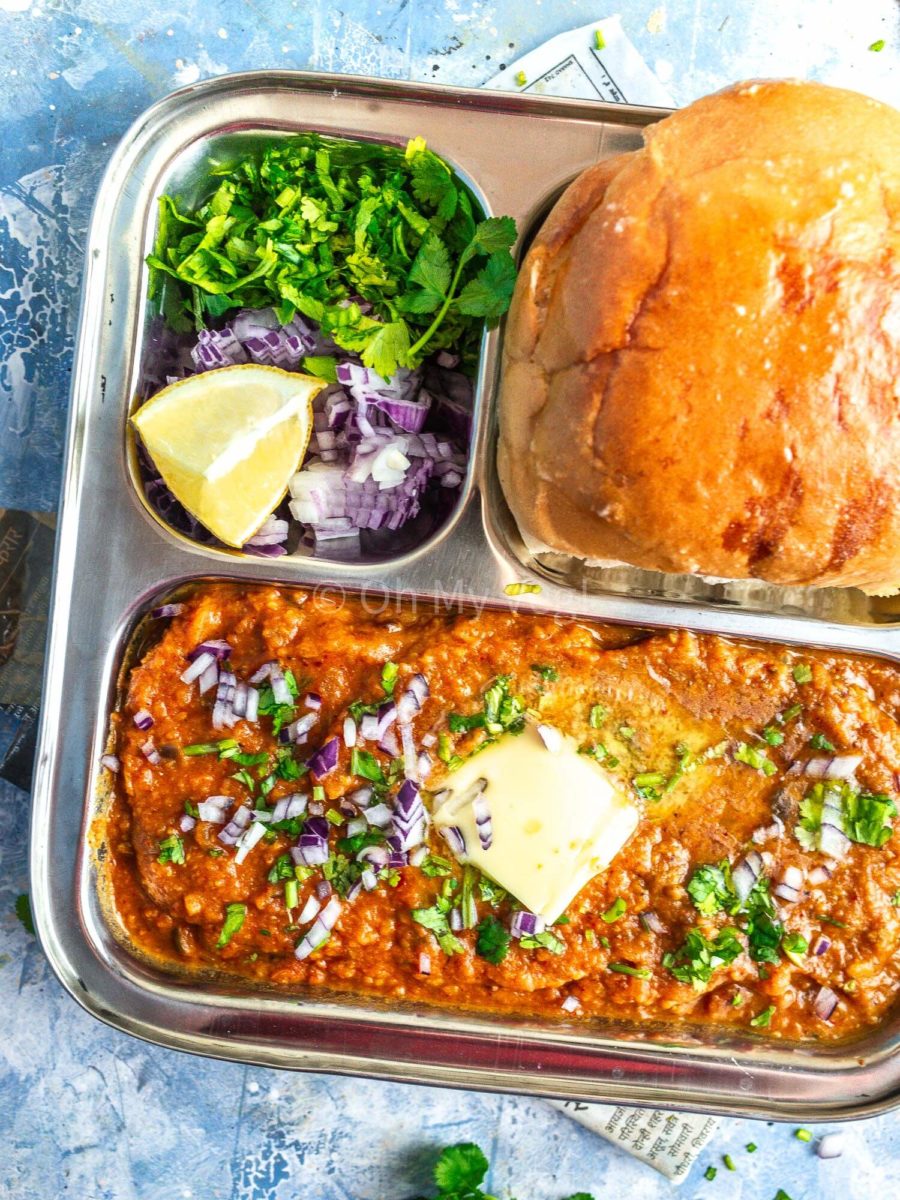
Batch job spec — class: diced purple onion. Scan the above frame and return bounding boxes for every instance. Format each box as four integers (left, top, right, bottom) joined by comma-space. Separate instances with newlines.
219, 804, 252, 845
819, 822, 851, 860
133, 709, 154, 731
364, 803, 393, 828
774, 882, 801, 903
179, 814, 196, 833
181, 651, 215, 685
421, 731, 437, 748
234, 820, 266, 864
187, 639, 232, 662
732, 851, 763, 904
640, 910, 666, 934
296, 895, 318, 923
751, 817, 784, 845
244, 687, 259, 723
811, 934, 832, 956
361, 868, 378, 891
343, 716, 357, 748
449, 907, 463, 932
781, 864, 805, 890
378, 728, 400, 757
140, 738, 160, 766
401, 722, 418, 781
285, 793, 308, 819
268, 664, 292, 706
814, 985, 839, 1021
316, 879, 332, 900
345, 816, 368, 838
561, 995, 581, 1013
472, 792, 493, 851
419, 951, 432, 975
440, 825, 466, 858
308, 737, 340, 779
808, 865, 832, 886
360, 714, 379, 741
304, 692, 322, 711
407, 674, 430, 705
101, 754, 120, 773
151, 603, 184, 618
358, 844, 390, 868
250, 661, 275, 684
409, 845, 428, 868
511, 910, 545, 939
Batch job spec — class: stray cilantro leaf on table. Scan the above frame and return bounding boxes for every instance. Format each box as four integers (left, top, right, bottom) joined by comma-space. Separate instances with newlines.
15, 894, 35, 936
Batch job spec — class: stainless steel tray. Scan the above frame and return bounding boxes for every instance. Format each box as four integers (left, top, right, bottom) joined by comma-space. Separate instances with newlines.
30, 70, 900, 1121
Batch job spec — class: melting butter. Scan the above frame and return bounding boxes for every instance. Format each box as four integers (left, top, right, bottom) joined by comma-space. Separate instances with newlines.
431, 723, 639, 923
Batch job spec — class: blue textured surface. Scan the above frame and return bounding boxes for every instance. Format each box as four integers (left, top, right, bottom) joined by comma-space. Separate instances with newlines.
3, 2, 900, 1197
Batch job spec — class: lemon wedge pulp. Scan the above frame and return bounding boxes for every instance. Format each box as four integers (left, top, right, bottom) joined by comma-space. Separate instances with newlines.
131, 364, 322, 547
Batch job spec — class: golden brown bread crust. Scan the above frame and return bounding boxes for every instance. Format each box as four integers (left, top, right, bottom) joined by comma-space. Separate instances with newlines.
498, 80, 900, 591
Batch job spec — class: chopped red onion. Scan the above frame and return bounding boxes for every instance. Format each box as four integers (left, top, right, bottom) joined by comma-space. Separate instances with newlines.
178, 814, 196, 833
284, 793, 307, 819
345, 816, 368, 838
409, 845, 428, 868
819, 822, 851, 860
472, 791, 493, 851
197, 659, 219, 696
348, 786, 374, 807
181, 651, 215, 685
811, 934, 831, 956
307, 737, 340, 778
417, 751, 433, 780
639, 910, 666, 934
536, 724, 563, 754
751, 817, 785, 845
364, 803, 393, 828
803, 756, 833, 778
825, 754, 862, 780
774, 882, 801, 903
407, 674, 430, 705
140, 738, 160, 766
359, 714, 379, 741
197, 798, 229, 823
100, 753, 120, 773
361, 867, 378, 891
219, 804, 252, 845
133, 709, 154, 731
234, 819, 266, 864
401, 721, 418, 781
449, 906, 463, 932
343, 716, 357, 748
511, 910, 545, 939
304, 692, 322, 711
421, 731, 437, 748
440, 825, 466, 858
560, 995, 581, 1013
418, 951, 432, 975
808, 865, 832, 886
187, 639, 232, 662
732, 851, 764, 904
151, 603, 184, 618
268, 664, 292, 706
316, 879, 332, 900
781, 864, 805, 890
378, 728, 400, 757
816, 1132, 844, 1160
244, 687, 259, 723
814, 985, 839, 1021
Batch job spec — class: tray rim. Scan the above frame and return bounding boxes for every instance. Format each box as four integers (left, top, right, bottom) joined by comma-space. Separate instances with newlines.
29, 68, 900, 1122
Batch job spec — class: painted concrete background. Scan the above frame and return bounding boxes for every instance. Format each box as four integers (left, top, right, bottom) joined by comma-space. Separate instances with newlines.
3, 2, 900, 1197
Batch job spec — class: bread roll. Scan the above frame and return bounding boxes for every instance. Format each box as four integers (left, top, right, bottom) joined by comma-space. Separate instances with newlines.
498, 80, 900, 591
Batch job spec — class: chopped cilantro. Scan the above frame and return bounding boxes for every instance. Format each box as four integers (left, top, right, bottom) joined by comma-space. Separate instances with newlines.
350, 747, 385, 784
600, 897, 627, 923
589, 704, 607, 728
381, 661, 399, 694
762, 726, 784, 746
617, 724, 636, 741
183, 740, 227, 756
594, 28, 606, 49
420, 854, 454, 878
183, 799, 200, 818
231, 768, 256, 793
723, 1154, 737, 1172
477, 874, 508, 905
781, 932, 808, 965
686, 862, 734, 915
579, 743, 620, 768
284, 878, 298, 911
412, 898, 465, 956
274, 746, 305, 781
520, 929, 566, 955
632, 771, 668, 799
514, 70, 527, 87
869, 38, 886, 51
775, 1191, 794, 1200
530, 663, 558, 683
475, 916, 510, 964
157, 834, 185, 865
325, 808, 344, 826
750, 1005, 775, 1028
607, 962, 651, 979
663, 926, 743, 990
778, 703, 803, 724
746, 1143, 757, 1153
14, 894, 35, 936
891, 891, 900, 906
734, 742, 777, 776
268, 854, 295, 883
704, 1166, 717, 1181
793, 662, 813, 684
448, 711, 486, 734
216, 902, 247, 948
795, 1128, 813, 1142
810, 733, 835, 752
796, 780, 896, 851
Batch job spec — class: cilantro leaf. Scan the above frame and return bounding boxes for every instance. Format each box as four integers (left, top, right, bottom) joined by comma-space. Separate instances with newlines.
520, 929, 566, 955
157, 834, 186, 865
361, 320, 411, 380
409, 233, 451, 297
456, 251, 517, 321
475, 916, 510, 964
686, 863, 734, 915
412, 902, 464, 955
350, 747, 385, 784
795, 780, 896, 850
663, 926, 743, 989
433, 1143, 489, 1193
216, 902, 247, 948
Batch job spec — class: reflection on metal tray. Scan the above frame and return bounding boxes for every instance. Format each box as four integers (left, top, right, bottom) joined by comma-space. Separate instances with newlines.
31, 71, 900, 1121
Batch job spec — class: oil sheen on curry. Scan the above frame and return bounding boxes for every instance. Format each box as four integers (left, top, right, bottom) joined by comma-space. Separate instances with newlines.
104, 584, 900, 1040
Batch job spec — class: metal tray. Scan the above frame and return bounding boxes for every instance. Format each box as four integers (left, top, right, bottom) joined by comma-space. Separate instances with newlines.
30, 70, 900, 1121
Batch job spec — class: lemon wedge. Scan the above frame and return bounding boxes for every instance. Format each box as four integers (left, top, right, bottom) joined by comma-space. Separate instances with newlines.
132, 364, 322, 547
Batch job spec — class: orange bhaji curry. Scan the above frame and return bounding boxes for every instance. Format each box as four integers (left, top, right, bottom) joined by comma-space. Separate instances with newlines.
102, 584, 900, 1040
